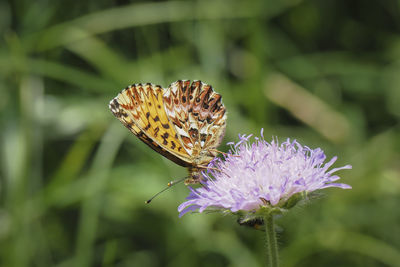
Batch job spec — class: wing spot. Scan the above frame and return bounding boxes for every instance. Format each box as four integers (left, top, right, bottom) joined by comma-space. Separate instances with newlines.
182, 136, 191, 144
171, 141, 176, 150
189, 128, 199, 139
190, 83, 197, 93
153, 116, 160, 122
161, 132, 169, 147
112, 99, 120, 108
157, 104, 161, 109
144, 124, 151, 131
182, 83, 188, 93
154, 127, 160, 137
146, 112, 150, 119
148, 102, 152, 106
182, 96, 186, 103
162, 123, 170, 129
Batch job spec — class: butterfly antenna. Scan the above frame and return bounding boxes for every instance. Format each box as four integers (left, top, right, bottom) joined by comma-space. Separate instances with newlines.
145, 176, 188, 204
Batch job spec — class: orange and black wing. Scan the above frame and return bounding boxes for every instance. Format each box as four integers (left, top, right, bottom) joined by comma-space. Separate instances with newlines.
109, 83, 193, 167
163, 80, 227, 164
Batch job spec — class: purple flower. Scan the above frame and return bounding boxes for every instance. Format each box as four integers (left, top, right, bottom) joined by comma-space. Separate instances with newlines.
178, 130, 352, 217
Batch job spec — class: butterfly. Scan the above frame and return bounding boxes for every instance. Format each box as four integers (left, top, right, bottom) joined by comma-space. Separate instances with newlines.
109, 80, 227, 184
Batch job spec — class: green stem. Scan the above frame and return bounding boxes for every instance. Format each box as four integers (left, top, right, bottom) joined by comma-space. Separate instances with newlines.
265, 214, 279, 267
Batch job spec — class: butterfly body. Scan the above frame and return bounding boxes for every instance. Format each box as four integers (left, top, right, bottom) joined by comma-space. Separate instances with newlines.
109, 80, 226, 184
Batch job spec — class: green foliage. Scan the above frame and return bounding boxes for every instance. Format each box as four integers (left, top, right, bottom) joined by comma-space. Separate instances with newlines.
1, 0, 400, 266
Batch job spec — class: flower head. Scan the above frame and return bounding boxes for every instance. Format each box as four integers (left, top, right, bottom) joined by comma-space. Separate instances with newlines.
178, 130, 352, 217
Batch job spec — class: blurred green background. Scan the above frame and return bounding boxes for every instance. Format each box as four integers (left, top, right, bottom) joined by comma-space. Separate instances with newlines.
1, 0, 400, 266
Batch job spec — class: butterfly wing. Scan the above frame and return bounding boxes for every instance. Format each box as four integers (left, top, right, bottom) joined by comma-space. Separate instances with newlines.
163, 80, 227, 165
109, 83, 193, 167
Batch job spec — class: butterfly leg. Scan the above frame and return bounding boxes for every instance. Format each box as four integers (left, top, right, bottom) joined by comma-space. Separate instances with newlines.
197, 165, 221, 172
186, 166, 229, 184
208, 148, 240, 157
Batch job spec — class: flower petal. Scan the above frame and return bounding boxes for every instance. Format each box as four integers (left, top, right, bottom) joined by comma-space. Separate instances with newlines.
178, 133, 352, 216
